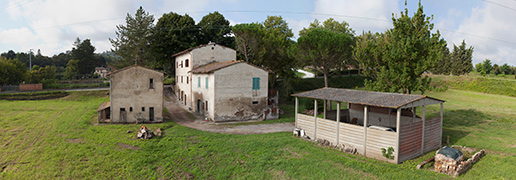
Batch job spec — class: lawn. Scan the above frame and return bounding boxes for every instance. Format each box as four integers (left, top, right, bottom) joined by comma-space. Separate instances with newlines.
0, 89, 515, 179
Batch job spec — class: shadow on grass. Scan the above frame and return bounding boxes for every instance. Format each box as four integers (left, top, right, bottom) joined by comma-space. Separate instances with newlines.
442, 108, 490, 145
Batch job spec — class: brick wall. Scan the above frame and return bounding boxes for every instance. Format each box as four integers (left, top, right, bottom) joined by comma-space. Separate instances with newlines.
19, 84, 43, 91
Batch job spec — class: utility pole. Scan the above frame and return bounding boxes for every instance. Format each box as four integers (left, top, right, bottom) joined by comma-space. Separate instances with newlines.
29, 49, 33, 71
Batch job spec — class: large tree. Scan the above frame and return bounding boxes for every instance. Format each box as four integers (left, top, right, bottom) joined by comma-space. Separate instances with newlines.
450, 40, 474, 75
197, 11, 233, 47
296, 28, 353, 87
72, 38, 99, 75
232, 23, 263, 63
150, 12, 197, 74
431, 45, 451, 75
296, 18, 354, 87
110, 6, 155, 68
354, 2, 445, 94
0, 57, 27, 85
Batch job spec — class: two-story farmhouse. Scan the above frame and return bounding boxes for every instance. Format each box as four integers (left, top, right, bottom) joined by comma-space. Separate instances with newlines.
97, 65, 164, 123
173, 43, 276, 122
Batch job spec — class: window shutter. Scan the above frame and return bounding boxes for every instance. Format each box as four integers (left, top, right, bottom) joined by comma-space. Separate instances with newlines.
252, 77, 260, 90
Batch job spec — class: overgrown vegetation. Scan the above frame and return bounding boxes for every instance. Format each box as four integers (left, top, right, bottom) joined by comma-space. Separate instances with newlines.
0, 91, 69, 100
431, 74, 516, 97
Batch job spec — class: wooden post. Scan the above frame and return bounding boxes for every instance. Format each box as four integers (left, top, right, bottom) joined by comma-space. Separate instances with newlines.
336, 102, 341, 144
363, 105, 369, 155
314, 99, 318, 140
347, 103, 351, 122
295, 97, 298, 128
440, 103, 444, 147
395, 108, 401, 164
323, 100, 327, 119
412, 107, 416, 122
421, 105, 426, 155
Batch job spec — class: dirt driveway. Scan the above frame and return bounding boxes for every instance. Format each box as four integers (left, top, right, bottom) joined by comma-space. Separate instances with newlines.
164, 89, 294, 135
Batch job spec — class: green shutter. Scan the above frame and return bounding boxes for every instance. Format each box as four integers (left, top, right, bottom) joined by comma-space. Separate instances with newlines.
198, 77, 201, 88
252, 77, 260, 90
205, 77, 209, 89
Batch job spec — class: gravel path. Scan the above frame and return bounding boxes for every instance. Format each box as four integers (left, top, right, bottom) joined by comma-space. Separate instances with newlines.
164, 89, 294, 135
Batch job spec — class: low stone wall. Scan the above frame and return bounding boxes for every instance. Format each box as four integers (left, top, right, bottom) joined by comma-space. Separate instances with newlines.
19, 84, 43, 91
435, 149, 486, 177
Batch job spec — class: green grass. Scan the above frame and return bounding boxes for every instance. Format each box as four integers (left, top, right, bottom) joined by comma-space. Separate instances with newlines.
431, 74, 516, 97
1, 89, 516, 179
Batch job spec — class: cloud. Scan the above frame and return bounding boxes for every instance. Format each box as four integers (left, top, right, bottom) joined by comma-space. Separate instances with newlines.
442, 1, 516, 65
312, 0, 399, 34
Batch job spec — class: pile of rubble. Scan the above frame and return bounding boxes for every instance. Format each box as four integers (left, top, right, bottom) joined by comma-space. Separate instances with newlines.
434, 146, 485, 177
136, 125, 162, 139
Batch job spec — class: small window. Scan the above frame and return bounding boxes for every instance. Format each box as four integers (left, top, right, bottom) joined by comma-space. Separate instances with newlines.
120, 108, 126, 112
198, 77, 201, 88
176, 62, 178, 68
205, 101, 208, 111
181, 76, 183, 83
211, 47, 214, 50
142, 107, 145, 112
252, 101, 259, 104
130, 107, 133, 112
149, 78, 154, 89
187, 76, 189, 84
205, 77, 209, 89
185, 59, 189, 67
252, 77, 260, 90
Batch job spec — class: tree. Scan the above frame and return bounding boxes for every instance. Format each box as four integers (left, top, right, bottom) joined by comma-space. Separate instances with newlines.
1, 50, 16, 60
354, 2, 445, 94
110, 6, 155, 68
72, 38, 99, 75
500, 63, 513, 75
431, 45, 451, 75
299, 18, 355, 37
296, 28, 353, 87
475, 63, 482, 72
29, 66, 56, 83
65, 59, 79, 79
450, 40, 474, 75
480, 59, 492, 76
232, 23, 264, 63
0, 57, 27, 85
197, 11, 233, 47
150, 12, 197, 74
493, 64, 502, 75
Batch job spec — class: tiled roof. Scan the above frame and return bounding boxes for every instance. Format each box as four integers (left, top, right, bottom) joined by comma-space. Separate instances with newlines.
171, 43, 235, 57
97, 101, 110, 112
106, 64, 164, 77
190, 60, 244, 74
292, 87, 444, 109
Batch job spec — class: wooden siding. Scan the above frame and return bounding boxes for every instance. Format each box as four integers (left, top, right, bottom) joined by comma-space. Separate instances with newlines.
399, 121, 423, 162
339, 123, 365, 153
424, 117, 442, 152
366, 128, 396, 163
316, 118, 338, 143
297, 114, 315, 138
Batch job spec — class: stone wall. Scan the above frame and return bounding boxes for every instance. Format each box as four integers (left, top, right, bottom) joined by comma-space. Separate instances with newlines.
435, 149, 485, 177
19, 84, 43, 91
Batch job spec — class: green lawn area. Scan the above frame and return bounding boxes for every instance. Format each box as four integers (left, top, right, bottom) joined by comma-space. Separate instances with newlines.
1, 89, 515, 179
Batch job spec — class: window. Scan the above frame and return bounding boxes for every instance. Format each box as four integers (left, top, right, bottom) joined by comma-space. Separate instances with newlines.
252, 101, 259, 104
187, 76, 189, 84
142, 107, 145, 112
120, 108, 126, 112
149, 78, 154, 89
181, 76, 183, 83
130, 107, 133, 112
185, 59, 189, 67
198, 77, 201, 88
205, 77, 209, 89
176, 62, 178, 68
252, 77, 260, 90
205, 101, 208, 111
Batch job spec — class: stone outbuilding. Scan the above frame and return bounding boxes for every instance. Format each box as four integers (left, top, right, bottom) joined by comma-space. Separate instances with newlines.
173, 43, 278, 122
97, 65, 164, 123
293, 87, 445, 164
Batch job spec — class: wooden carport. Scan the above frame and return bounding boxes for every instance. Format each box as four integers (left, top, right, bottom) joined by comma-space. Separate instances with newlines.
292, 87, 445, 164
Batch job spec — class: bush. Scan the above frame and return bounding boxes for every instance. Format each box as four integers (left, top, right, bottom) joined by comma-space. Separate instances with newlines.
304, 99, 324, 112
293, 75, 368, 92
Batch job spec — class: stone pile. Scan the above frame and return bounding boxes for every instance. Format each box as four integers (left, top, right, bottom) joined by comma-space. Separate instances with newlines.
136, 126, 163, 139
434, 146, 485, 177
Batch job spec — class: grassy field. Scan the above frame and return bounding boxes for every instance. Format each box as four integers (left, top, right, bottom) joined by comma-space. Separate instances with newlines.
1, 87, 515, 179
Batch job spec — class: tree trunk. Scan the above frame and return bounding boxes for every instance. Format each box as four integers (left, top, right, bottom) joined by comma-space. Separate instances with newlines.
323, 68, 332, 111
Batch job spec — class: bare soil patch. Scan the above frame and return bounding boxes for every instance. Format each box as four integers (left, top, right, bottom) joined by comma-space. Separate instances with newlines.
117, 143, 140, 150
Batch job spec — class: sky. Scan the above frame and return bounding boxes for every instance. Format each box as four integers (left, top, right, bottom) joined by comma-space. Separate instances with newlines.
1, 0, 515, 66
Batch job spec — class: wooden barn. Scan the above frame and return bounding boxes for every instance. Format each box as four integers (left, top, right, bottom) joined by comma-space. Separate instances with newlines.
293, 87, 444, 164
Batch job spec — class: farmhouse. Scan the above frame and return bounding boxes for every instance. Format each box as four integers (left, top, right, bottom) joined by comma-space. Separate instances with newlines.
174, 43, 277, 121
293, 87, 444, 164
97, 65, 164, 123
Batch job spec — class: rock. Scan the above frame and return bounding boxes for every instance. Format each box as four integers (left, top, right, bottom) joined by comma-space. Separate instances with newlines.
127, 130, 132, 133
153, 128, 162, 137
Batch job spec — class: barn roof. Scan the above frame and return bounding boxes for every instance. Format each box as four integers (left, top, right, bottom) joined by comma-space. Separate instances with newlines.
292, 87, 444, 109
